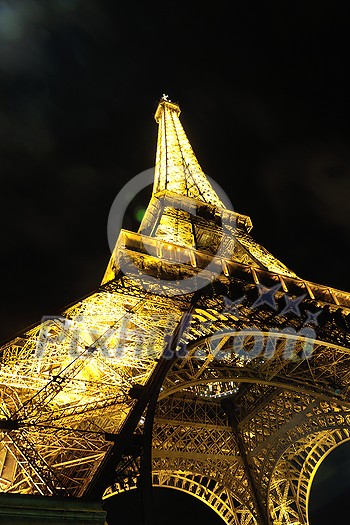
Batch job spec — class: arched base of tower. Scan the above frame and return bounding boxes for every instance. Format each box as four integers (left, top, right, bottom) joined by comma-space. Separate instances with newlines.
103, 486, 226, 524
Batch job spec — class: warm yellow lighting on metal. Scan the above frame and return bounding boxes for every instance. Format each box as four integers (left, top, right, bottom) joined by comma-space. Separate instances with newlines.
1, 96, 350, 525
153, 97, 225, 207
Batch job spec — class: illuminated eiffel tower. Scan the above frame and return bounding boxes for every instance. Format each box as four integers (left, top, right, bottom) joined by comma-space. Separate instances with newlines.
1, 95, 350, 525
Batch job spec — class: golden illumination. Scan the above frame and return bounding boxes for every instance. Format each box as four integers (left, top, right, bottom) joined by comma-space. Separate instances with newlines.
1, 96, 350, 525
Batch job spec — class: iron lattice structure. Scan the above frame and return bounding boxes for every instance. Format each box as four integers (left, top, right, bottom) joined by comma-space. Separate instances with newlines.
1, 96, 350, 524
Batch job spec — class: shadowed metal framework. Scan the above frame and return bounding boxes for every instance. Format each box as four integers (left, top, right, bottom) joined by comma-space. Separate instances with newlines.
1, 96, 350, 524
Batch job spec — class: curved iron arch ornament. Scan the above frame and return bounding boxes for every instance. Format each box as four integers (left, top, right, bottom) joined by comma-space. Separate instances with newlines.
1, 97, 350, 525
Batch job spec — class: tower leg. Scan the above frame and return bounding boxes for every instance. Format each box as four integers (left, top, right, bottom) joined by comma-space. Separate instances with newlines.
222, 398, 269, 525
138, 390, 159, 525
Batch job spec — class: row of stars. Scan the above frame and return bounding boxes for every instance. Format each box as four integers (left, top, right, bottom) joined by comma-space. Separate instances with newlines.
223, 284, 322, 326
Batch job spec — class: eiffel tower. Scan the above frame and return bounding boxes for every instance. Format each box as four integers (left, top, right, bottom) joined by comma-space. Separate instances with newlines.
1, 95, 350, 525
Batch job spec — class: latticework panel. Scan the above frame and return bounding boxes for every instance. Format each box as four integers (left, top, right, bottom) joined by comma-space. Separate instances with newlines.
0, 275, 187, 496
104, 393, 259, 524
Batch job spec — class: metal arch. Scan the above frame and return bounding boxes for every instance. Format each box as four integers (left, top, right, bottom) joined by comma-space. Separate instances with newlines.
159, 374, 350, 408
159, 327, 350, 404
250, 404, 350, 524
258, 404, 350, 475
267, 431, 350, 525
104, 468, 258, 525
150, 393, 261, 520
160, 374, 350, 412
302, 433, 350, 521
237, 398, 350, 506
152, 471, 257, 525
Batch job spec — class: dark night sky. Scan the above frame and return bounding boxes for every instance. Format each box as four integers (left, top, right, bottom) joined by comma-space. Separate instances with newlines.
1, 1, 350, 523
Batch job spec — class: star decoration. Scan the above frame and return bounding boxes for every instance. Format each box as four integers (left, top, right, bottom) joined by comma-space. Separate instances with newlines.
280, 294, 306, 316
223, 295, 246, 319
251, 284, 281, 311
304, 309, 322, 326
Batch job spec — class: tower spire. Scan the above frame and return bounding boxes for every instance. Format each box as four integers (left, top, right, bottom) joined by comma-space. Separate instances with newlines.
153, 95, 225, 207
103, 97, 298, 285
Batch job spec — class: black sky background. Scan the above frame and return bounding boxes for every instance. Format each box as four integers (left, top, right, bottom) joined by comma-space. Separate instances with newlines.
1, 1, 350, 523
